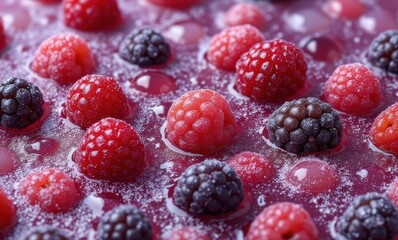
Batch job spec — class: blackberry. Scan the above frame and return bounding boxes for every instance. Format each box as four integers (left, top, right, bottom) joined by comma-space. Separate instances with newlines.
0, 77, 44, 129
267, 97, 343, 154
119, 28, 171, 67
97, 205, 153, 240
22, 226, 70, 240
173, 159, 244, 215
369, 30, 398, 74
336, 192, 398, 240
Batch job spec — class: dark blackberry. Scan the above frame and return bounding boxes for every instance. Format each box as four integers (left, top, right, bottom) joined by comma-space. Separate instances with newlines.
97, 205, 153, 240
22, 226, 70, 240
267, 97, 343, 154
0, 77, 44, 129
173, 159, 244, 215
369, 30, 398, 74
336, 192, 398, 240
119, 28, 171, 67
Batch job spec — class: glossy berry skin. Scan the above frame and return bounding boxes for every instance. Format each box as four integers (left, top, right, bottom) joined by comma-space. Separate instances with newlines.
64, 74, 129, 129
164, 227, 211, 240
336, 192, 398, 240
22, 226, 71, 240
324, 63, 382, 116
63, 0, 121, 31
146, 0, 199, 9
0, 17, 6, 51
97, 205, 153, 240
0, 77, 44, 129
119, 28, 171, 67
173, 159, 244, 215
246, 202, 318, 240
166, 89, 238, 154
31, 33, 95, 84
74, 118, 146, 181
370, 103, 398, 155
19, 169, 78, 213
235, 39, 307, 102
369, 30, 398, 74
207, 24, 264, 71
224, 3, 265, 29
0, 188, 16, 233
267, 97, 343, 154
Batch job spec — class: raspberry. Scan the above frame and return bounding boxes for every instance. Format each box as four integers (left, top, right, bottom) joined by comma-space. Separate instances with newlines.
387, 180, 398, 207
336, 192, 398, 240
0, 188, 16, 232
267, 97, 343, 154
207, 25, 264, 71
64, 74, 129, 129
369, 30, 398, 74
165, 89, 238, 154
223, 3, 266, 29
119, 28, 171, 67
0, 17, 6, 51
227, 151, 274, 184
235, 39, 307, 102
246, 202, 318, 240
74, 118, 146, 181
0, 77, 44, 129
146, 0, 199, 9
173, 159, 244, 215
165, 227, 211, 240
97, 205, 153, 240
369, 103, 398, 155
22, 226, 71, 240
31, 33, 95, 85
63, 0, 121, 31
19, 169, 78, 213
323, 63, 382, 116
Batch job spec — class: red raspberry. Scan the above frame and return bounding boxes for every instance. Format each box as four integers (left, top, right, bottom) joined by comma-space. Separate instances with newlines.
165, 227, 211, 240
224, 3, 266, 29
64, 74, 129, 129
323, 63, 382, 116
146, 0, 199, 9
74, 118, 146, 181
207, 25, 264, 71
19, 169, 78, 213
369, 103, 398, 155
31, 33, 95, 85
0, 17, 6, 51
166, 89, 238, 154
63, 0, 121, 31
235, 39, 307, 102
228, 151, 274, 184
387, 179, 398, 207
246, 202, 318, 240
0, 188, 16, 232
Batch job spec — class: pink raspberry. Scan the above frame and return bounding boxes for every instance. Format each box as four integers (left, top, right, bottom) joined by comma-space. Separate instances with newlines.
166, 89, 238, 154
19, 169, 78, 213
165, 227, 211, 240
224, 3, 266, 29
246, 202, 318, 240
387, 179, 398, 207
31, 33, 95, 84
207, 25, 264, 71
323, 63, 382, 116
0, 188, 16, 233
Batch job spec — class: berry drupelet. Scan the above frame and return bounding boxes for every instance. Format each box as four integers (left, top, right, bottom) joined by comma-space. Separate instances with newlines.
22, 226, 71, 240
267, 97, 343, 154
369, 30, 398, 74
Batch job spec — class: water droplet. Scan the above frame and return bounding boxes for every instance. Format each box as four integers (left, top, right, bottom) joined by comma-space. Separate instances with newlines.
301, 35, 343, 61
129, 72, 176, 95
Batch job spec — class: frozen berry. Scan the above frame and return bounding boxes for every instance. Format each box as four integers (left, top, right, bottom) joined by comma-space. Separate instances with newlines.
64, 74, 129, 129
22, 226, 71, 240
387, 180, 398, 207
97, 205, 153, 240
0, 77, 44, 129
164, 226, 211, 240
173, 159, 244, 215
267, 97, 343, 154
370, 103, 398, 155
166, 89, 238, 154
207, 25, 264, 71
0, 188, 16, 232
227, 151, 274, 184
324, 0, 365, 20
0, 17, 6, 51
146, 0, 199, 9
246, 202, 318, 240
369, 30, 398, 74
74, 118, 146, 181
31, 33, 95, 84
235, 39, 307, 102
224, 3, 265, 29
336, 192, 398, 240
323, 63, 382, 115
63, 0, 121, 31
119, 28, 171, 67
19, 169, 78, 213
